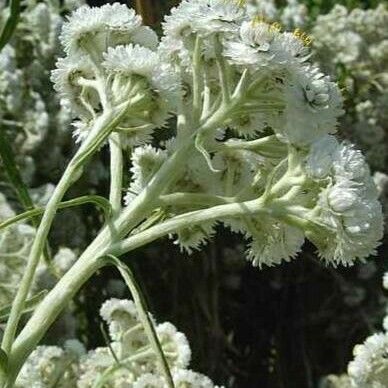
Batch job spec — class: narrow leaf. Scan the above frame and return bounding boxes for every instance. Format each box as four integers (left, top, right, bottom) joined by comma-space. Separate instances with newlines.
0, 195, 112, 231
105, 255, 175, 388
0, 0, 21, 51
0, 290, 48, 322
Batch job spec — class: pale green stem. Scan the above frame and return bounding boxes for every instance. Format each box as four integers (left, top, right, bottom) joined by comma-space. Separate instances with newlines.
192, 35, 203, 124
159, 193, 233, 208
214, 34, 231, 104
111, 198, 268, 256
1, 109, 118, 356
6, 247, 110, 386
6, 195, 315, 385
109, 133, 124, 215
5, 52, 248, 385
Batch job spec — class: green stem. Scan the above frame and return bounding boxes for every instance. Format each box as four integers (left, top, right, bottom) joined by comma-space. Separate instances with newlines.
214, 34, 231, 104
159, 192, 233, 208
106, 255, 175, 388
111, 198, 269, 256
0, 195, 112, 231
1, 158, 79, 355
5, 60, 248, 384
1, 110, 117, 356
192, 35, 203, 124
0, 128, 52, 267
5, 249, 108, 387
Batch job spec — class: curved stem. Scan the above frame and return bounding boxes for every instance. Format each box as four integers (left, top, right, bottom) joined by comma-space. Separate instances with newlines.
111, 198, 269, 256
106, 256, 175, 388
0, 195, 112, 231
1, 159, 79, 355
5, 73, 247, 384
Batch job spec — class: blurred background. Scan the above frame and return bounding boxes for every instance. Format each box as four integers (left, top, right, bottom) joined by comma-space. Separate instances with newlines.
0, 0, 387, 387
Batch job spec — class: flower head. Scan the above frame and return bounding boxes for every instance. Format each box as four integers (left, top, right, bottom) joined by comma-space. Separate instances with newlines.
60, 3, 157, 56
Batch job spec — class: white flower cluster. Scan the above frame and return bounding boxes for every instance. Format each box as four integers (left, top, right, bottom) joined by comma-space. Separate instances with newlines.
312, 4, 388, 171
305, 136, 383, 266
15, 340, 85, 388
320, 272, 388, 388
52, 3, 179, 143
121, 0, 382, 268
246, 0, 307, 29
0, 0, 82, 184
16, 298, 221, 387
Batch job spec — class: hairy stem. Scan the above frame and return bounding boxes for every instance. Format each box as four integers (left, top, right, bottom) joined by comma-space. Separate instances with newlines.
4, 57, 250, 384
109, 133, 124, 215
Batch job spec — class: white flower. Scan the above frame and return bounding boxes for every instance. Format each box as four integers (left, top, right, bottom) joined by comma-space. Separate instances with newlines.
100, 298, 140, 342
305, 135, 339, 179
317, 174, 382, 265
173, 222, 217, 254
50, 55, 97, 118
246, 222, 305, 268
133, 373, 164, 388
134, 369, 217, 388
348, 333, 388, 387
192, 0, 246, 35
163, 0, 245, 38
280, 0, 307, 29
16, 345, 79, 387
77, 347, 118, 388
102, 45, 180, 133
246, 0, 278, 20
125, 145, 168, 204
156, 322, 192, 369
223, 21, 282, 67
60, 3, 157, 55
102, 44, 159, 78
173, 369, 217, 387
383, 273, 388, 290
53, 247, 77, 275
278, 64, 343, 145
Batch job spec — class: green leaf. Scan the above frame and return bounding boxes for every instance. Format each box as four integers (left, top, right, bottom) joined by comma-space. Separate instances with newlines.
0, 290, 48, 322
105, 255, 175, 388
0, 0, 21, 51
0, 129, 34, 211
0, 195, 112, 231
0, 127, 53, 265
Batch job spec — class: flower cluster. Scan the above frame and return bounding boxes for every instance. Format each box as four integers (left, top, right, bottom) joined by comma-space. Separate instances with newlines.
312, 4, 388, 171
52, 3, 179, 144
16, 298, 221, 387
0, 0, 83, 185
246, 0, 307, 30
320, 271, 388, 388
121, 0, 382, 268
